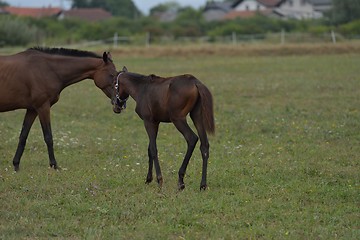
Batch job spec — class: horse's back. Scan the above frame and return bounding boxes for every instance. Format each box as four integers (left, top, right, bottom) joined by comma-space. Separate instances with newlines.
0, 50, 46, 112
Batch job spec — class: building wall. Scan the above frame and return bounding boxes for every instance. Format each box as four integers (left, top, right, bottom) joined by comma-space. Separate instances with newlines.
233, 0, 266, 11
278, 0, 318, 19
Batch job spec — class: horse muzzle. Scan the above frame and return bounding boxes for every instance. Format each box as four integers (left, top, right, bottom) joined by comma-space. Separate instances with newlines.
112, 98, 127, 114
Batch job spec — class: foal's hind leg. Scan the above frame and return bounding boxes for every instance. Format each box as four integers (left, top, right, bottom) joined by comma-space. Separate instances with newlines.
191, 111, 210, 190
13, 109, 37, 171
173, 119, 198, 190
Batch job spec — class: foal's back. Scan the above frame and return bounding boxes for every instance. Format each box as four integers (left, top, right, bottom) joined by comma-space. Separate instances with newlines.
140, 74, 199, 122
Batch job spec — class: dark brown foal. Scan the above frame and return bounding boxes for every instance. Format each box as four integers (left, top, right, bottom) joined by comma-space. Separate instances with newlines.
113, 67, 215, 190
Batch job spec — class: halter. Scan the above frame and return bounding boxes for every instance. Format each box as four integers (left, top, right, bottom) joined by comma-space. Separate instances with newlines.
114, 71, 129, 109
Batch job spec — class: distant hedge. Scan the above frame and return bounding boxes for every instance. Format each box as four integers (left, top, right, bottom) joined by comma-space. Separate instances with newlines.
1, 13, 360, 47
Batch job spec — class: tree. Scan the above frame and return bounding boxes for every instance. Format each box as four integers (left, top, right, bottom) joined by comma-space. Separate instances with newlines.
0, 0, 9, 7
149, 1, 181, 16
330, 0, 360, 24
71, 0, 141, 19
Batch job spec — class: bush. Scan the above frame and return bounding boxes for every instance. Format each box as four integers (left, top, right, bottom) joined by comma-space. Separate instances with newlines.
338, 19, 360, 36
0, 16, 39, 46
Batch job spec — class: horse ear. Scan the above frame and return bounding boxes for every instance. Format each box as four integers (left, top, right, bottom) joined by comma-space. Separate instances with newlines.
102, 52, 108, 63
122, 66, 128, 72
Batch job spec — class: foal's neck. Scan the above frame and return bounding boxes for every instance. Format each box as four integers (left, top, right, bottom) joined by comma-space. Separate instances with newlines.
124, 73, 148, 101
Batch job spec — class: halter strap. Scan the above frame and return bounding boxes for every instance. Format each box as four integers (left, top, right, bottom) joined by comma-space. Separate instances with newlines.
115, 71, 129, 108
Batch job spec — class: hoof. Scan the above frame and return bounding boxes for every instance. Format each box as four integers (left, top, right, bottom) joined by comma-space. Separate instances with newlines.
178, 183, 185, 191
157, 176, 163, 188
49, 164, 59, 170
145, 175, 153, 184
14, 165, 20, 172
200, 184, 207, 191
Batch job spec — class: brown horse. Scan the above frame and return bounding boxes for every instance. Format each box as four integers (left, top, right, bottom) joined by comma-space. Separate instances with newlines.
0, 47, 120, 171
113, 67, 215, 190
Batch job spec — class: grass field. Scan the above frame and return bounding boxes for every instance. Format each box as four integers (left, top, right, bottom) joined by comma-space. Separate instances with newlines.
0, 44, 359, 239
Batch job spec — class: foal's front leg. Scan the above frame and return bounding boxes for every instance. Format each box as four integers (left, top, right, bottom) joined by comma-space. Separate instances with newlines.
144, 121, 163, 187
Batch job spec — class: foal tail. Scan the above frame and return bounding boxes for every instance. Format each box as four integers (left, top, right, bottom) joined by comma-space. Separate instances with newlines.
195, 81, 215, 135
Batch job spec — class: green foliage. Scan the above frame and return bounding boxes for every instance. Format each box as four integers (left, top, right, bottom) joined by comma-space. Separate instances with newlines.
149, 1, 181, 16
0, 16, 39, 46
2, 7, 360, 46
330, 0, 360, 24
172, 7, 206, 37
0, 0, 8, 7
71, 0, 142, 19
338, 19, 360, 35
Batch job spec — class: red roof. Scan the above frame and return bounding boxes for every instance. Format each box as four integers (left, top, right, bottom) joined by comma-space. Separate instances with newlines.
3, 6, 62, 18
62, 8, 112, 22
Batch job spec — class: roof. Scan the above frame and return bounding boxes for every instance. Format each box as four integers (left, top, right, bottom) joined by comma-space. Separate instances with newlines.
309, 0, 332, 5
2, 6, 62, 18
61, 8, 112, 22
232, 0, 283, 8
223, 9, 272, 19
204, 1, 233, 12
257, 0, 284, 7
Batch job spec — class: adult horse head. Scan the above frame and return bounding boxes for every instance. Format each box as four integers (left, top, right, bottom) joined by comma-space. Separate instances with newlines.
94, 52, 122, 110
0, 47, 121, 171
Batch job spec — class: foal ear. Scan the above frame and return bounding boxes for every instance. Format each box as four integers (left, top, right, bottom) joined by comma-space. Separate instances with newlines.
107, 52, 112, 60
122, 66, 128, 72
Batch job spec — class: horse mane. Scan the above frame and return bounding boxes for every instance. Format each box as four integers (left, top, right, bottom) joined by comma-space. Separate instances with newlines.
28, 47, 101, 59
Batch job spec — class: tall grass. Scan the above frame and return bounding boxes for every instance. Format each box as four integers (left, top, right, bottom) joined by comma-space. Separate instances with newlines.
0, 47, 359, 239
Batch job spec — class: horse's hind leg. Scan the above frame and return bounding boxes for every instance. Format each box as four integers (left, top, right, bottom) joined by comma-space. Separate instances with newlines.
13, 109, 38, 171
191, 109, 210, 190
173, 119, 198, 190
37, 104, 58, 169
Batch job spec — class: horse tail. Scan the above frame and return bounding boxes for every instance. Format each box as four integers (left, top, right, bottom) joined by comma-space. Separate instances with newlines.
195, 80, 215, 135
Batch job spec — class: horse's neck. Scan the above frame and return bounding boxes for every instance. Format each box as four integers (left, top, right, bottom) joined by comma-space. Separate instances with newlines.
49, 57, 100, 88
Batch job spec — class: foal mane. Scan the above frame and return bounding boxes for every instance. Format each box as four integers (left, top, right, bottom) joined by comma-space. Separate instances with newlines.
28, 47, 101, 59
127, 72, 161, 82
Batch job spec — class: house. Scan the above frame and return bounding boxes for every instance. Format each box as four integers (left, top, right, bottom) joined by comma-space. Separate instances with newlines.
203, 1, 233, 21
309, 0, 332, 13
222, 0, 279, 19
273, 0, 322, 20
58, 8, 112, 22
152, 9, 177, 22
0, 6, 62, 18
203, 0, 332, 21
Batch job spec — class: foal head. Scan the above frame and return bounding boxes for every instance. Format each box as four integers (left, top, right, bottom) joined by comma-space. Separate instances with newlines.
93, 52, 122, 110
112, 66, 130, 114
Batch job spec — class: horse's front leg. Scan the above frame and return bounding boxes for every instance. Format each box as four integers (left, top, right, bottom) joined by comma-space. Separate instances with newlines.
144, 121, 162, 187
13, 109, 38, 171
37, 103, 58, 169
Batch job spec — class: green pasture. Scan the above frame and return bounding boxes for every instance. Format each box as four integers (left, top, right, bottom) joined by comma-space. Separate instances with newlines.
0, 48, 359, 239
